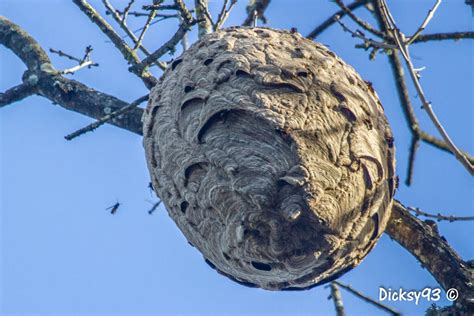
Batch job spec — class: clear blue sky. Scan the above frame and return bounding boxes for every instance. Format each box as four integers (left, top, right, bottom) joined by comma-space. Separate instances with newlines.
1, 1, 472, 315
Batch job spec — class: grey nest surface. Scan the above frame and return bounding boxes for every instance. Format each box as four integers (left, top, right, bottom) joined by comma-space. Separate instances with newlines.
143, 27, 396, 290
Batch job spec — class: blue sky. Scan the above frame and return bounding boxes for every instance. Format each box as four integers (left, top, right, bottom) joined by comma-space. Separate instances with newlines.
1, 1, 473, 315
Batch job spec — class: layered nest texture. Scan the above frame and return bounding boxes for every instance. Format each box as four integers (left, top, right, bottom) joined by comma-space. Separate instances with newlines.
143, 27, 396, 290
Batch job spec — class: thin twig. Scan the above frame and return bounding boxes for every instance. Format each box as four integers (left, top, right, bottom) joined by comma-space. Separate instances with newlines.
333, 281, 401, 316
329, 283, 345, 316
407, 0, 441, 45
306, 0, 368, 39
65, 95, 148, 140
50, 46, 99, 75
122, 0, 135, 24
214, 0, 237, 31
334, 0, 385, 38
131, 20, 195, 75
49, 48, 83, 63
102, 0, 166, 70
334, 15, 394, 49
378, 0, 473, 174
408, 207, 474, 222
134, 7, 157, 51
73, 0, 157, 88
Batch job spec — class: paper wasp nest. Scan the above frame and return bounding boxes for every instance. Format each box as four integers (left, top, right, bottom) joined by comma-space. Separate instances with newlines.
143, 28, 396, 290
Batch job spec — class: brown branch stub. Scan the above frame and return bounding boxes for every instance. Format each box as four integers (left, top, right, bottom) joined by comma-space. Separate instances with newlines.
386, 201, 474, 311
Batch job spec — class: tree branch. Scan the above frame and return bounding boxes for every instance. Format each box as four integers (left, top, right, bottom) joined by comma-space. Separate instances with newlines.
0, 82, 37, 108
377, 0, 473, 174
194, 0, 212, 37
386, 201, 474, 311
334, 0, 385, 38
72, 0, 157, 88
0, 16, 143, 135
332, 281, 401, 315
306, 0, 368, 39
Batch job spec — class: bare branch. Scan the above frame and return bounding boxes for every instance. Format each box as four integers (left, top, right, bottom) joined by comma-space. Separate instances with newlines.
407, 0, 441, 45
386, 201, 474, 311
0, 82, 36, 108
413, 31, 474, 43
102, 0, 157, 61
194, 0, 212, 37
408, 207, 474, 222
378, 0, 473, 174
133, 7, 157, 51
122, 0, 135, 23
214, 0, 237, 31
50, 46, 99, 75
72, 0, 157, 88
306, 0, 368, 39
242, 0, 271, 26
65, 95, 148, 141
329, 283, 345, 316
0, 16, 143, 134
332, 281, 401, 316
334, 0, 385, 38
130, 20, 195, 75
334, 15, 394, 49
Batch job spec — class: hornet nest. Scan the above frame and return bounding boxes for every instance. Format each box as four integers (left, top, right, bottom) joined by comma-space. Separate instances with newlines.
143, 27, 396, 290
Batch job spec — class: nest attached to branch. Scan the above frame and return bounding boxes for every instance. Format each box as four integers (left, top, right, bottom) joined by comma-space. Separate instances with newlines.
143, 27, 396, 290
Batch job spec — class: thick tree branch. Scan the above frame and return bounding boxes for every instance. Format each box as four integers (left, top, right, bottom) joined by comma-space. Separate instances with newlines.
386, 201, 474, 311
0, 82, 37, 108
194, 0, 212, 37
0, 16, 143, 135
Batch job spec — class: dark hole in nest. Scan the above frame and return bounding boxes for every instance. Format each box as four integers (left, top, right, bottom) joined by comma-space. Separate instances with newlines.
184, 85, 194, 93
235, 69, 250, 77
251, 261, 272, 271
297, 71, 308, 78
180, 201, 189, 214
203, 58, 213, 66
171, 59, 182, 70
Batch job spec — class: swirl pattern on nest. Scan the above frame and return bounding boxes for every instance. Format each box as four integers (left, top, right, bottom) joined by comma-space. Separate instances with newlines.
143, 27, 396, 290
